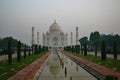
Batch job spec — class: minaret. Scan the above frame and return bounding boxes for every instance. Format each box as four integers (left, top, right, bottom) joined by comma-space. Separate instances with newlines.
76, 26, 79, 45
31, 26, 35, 45
71, 32, 73, 46
37, 32, 39, 45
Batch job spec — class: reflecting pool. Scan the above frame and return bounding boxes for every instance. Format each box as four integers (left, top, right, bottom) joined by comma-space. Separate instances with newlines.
37, 51, 97, 80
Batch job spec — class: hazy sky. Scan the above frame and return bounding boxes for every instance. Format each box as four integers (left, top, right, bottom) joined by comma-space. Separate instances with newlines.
0, 0, 120, 45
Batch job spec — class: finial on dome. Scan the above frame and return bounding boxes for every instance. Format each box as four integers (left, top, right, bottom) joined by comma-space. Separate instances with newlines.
54, 19, 56, 23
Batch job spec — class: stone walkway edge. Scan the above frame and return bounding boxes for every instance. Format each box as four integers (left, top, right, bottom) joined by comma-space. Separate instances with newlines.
8, 52, 51, 80
64, 52, 120, 80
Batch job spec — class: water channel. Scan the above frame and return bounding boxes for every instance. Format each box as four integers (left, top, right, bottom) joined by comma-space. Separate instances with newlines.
37, 51, 97, 80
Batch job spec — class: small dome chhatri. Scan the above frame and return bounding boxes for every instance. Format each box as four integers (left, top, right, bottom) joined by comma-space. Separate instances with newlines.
49, 20, 61, 32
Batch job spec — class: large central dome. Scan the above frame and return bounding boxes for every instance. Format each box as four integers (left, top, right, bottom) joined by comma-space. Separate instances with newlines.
49, 20, 61, 32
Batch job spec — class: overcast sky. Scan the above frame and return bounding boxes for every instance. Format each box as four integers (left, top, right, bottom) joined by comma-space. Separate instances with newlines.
0, 0, 120, 45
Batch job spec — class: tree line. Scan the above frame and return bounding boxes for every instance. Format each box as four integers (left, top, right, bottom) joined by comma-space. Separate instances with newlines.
0, 37, 48, 64
0, 37, 24, 55
64, 31, 120, 60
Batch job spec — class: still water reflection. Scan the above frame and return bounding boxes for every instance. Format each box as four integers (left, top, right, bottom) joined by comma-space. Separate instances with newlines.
38, 51, 97, 80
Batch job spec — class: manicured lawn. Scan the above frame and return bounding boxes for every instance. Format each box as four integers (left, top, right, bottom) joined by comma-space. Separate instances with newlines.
67, 51, 120, 73
0, 51, 48, 80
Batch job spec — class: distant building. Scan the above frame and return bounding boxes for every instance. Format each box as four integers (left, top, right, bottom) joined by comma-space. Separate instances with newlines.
43, 20, 68, 50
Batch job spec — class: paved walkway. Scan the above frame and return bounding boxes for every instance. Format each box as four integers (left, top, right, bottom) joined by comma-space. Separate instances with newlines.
88, 52, 120, 60
65, 52, 120, 80
8, 52, 50, 80
0, 52, 28, 61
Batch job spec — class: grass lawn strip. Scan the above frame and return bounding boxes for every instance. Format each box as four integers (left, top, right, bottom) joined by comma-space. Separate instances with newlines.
8, 52, 50, 80
0, 51, 48, 80
64, 51, 120, 79
67, 51, 120, 73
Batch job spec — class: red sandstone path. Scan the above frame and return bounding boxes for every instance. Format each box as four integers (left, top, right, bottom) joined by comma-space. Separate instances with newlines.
64, 52, 120, 80
8, 52, 51, 80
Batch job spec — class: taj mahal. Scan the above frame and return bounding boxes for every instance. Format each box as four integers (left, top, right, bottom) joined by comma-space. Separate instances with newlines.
43, 20, 68, 50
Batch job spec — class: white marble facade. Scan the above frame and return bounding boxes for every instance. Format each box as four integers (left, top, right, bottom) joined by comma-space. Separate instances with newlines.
43, 21, 68, 50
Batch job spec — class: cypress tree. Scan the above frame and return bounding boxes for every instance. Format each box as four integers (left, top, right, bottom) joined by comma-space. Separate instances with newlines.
34, 45, 37, 54
45, 46, 47, 51
24, 44, 27, 59
72, 45, 74, 53
75, 45, 78, 53
32, 44, 34, 54
28, 48, 31, 56
95, 43, 97, 56
113, 40, 117, 60
70, 46, 71, 51
79, 45, 80, 53
75, 45, 77, 53
39, 45, 41, 53
46, 46, 48, 51
42, 46, 45, 52
84, 43, 87, 56
8, 38, 12, 64
101, 40, 106, 61
81, 47, 83, 54
77, 45, 80, 54
68, 46, 71, 52
17, 41, 21, 61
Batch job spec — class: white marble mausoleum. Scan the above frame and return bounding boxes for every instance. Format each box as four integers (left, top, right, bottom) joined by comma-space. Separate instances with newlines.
43, 21, 68, 50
